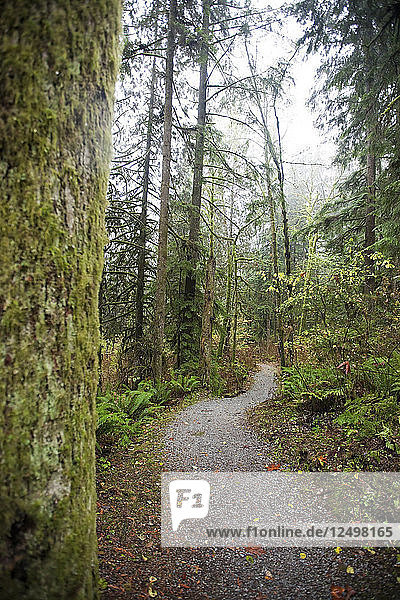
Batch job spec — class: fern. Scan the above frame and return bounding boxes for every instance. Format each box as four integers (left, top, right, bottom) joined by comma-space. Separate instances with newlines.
282, 364, 348, 412
168, 371, 200, 395
96, 374, 200, 447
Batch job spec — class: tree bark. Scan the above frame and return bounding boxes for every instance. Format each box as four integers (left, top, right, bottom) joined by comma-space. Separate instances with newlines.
199, 255, 216, 385
231, 249, 239, 365
267, 187, 285, 367
365, 148, 376, 292
218, 193, 234, 358
181, 0, 210, 363
364, 68, 376, 293
135, 0, 160, 342
200, 200, 215, 385
274, 107, 291, 278
299, 233, 318, 335
153, 0, 177, 380
0, 2, 121, 598
259, 180, 286, 367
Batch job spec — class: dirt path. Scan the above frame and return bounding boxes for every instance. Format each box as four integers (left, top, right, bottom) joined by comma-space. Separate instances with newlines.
159, 364, 397, 599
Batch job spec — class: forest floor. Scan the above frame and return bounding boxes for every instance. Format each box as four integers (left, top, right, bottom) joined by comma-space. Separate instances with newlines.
96, 364, 400, 599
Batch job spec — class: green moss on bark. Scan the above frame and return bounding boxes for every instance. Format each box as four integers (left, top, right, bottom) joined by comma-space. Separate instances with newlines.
0, 2, 121, 598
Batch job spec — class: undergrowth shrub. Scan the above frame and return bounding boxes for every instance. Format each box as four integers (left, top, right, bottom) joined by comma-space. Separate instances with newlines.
356, 353, 400, 396
167, 370, 200, 395
218, 357, 252, 396
282, 364, 349, 413
282, 354, 400, 451
335, 394, 400, 449
97, 374, 200, 447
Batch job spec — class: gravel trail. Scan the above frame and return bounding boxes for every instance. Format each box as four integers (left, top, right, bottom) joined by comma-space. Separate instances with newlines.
164, 363, 276, 471
161, 364, 397, 600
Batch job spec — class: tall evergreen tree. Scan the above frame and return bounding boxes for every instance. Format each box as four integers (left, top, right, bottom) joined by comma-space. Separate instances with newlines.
153, 0, 178, 380
291, 0, 400, 268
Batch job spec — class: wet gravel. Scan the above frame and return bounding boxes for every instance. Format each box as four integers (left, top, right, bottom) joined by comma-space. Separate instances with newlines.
160, 364, 399, 600
165, 364, 276, 471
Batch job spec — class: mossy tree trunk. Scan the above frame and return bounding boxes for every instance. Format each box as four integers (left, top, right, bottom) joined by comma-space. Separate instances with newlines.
153, 0, 177, 381
135, 0, 160, 344
218, 194, 234, 359
181, 0, 210, 364
365, 139, 376, 293
199, 198, 215, 386
0, 2, 121, 598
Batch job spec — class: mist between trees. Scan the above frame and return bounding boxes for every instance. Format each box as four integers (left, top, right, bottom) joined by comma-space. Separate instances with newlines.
101, 0, 400, 396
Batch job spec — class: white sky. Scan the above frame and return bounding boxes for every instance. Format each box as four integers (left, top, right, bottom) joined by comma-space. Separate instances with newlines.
250, 0, 336, 164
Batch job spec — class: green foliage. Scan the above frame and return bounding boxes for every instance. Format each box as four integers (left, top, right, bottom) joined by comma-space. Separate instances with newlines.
209, 368, 224, 396
231, 359, 250, 382
96, 374, 200, 446
167, 370, 201, 395
97, 389, 151, 447
334, 352, 400, 448
282, 364, 348, 413
335, 394, 400, 448
356, 354, 400, 397
283, 352, 400, 453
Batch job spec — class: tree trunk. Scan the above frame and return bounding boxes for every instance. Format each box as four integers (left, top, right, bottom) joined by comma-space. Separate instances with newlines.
135, 0, 160, 342
218, 245, 233, 357
231, 250, 239, 365
200, 201, 215, 385
181, 0, 210, 363
299, 233, 318, 335
0, 2, 121, 598
364, 71, 376, 293
218, 193, 234, 358
153, 0, 177, 380
199, 255, 216, 385
268, 192, 285, 367
365, 149, 376, 292
274, 108, 291, 278
259, 180, 286, 368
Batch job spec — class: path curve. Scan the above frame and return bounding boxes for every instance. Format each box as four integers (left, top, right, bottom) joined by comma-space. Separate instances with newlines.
165, 363, 276, 471
161, 364, 396, 600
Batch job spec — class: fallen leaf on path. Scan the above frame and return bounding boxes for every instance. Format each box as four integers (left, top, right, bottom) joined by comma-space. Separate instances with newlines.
265, 570, 273, 580
331, 585, 345, 599
245, 546, 266, 556
331, 584, 356, 599
245, 555, 255, 564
